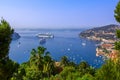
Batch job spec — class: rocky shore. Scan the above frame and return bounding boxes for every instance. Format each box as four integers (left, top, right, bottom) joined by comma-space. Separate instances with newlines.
11, 32, 20, 40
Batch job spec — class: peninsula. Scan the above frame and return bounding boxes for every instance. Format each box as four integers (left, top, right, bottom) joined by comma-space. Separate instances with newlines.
80, 24, 120, 59
80, 24, 120, 43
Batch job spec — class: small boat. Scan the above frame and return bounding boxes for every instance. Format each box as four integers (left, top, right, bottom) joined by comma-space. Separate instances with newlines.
67, 48, 70, 51
39, 38, 46, 44
82, 42, 86, 46
37, 33, 54, 38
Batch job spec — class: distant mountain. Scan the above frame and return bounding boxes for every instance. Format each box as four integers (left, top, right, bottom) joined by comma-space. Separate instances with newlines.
11, 32, 20, 40
80, 24, 120, 42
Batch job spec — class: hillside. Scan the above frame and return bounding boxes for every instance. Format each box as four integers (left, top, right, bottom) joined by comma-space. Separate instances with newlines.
80, 24, 120, 43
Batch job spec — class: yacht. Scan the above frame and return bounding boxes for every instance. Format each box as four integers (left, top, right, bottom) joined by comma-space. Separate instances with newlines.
39, 38, 46, 44
82, 42, 86, 46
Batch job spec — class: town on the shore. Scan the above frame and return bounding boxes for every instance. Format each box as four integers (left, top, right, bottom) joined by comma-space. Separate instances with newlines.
80, 24, 120, 61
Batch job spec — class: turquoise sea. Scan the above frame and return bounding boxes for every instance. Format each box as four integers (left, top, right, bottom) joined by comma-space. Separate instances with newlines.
9, 29, 104, 68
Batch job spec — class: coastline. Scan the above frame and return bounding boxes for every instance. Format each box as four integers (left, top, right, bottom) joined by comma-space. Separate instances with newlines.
79, 24, 120, 60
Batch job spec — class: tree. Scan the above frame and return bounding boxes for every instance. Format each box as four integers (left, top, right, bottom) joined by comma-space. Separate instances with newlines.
115, 41, 120, 51
114, 1, 120, 55
59, 66, 75, 80
0, 18, 18, 80
95, 60, 120, 80
114, 1, 120, 38
43, 51, 55, 77
114, 1, 120, 23
60, 56, 69, 67
77, 61, 95, 77
81, 74, 95, 80
116, 29, 120, 38
0, 18, 13, 58
23, 46, 55, 79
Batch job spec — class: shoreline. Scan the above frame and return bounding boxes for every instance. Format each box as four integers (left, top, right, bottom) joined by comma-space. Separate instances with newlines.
80, 36, 117, 60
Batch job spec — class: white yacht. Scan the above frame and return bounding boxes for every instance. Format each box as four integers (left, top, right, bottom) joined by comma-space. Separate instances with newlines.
82, 42, 86, 46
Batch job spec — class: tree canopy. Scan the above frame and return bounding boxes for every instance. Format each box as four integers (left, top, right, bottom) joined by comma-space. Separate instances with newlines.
0, 18, 13, 58
114, 1, 120, 23
0, 18, 19, 80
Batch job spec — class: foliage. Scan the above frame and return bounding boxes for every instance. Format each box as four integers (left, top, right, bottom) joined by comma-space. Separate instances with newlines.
60, 56, 70, 67
0, 18, 19, 80
77, 61, 95, 76
10, 45, 97, 80
115, 41, 120, 51
12, 46, 56, 80
116, 29, 120, 38
0, 59, 19, 80
114, 1, 120, 56
114, 1, 120, 23
96, 60, 120, 80
0, 18, 13, 58
81, 74, 95, 80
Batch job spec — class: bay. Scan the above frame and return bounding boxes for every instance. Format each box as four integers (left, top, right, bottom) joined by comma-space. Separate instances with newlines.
9, 29, 104, 68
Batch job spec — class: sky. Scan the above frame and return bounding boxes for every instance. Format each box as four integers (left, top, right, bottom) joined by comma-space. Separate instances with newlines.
0, 0, 119, 29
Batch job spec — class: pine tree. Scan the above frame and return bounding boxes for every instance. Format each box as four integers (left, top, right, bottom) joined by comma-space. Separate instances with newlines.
114, 1, 120, 23
0, 18, 18, 80
114, 1, 120, 52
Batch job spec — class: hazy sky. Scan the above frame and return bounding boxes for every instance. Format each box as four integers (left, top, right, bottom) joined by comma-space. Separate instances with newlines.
0, 0, 119, 28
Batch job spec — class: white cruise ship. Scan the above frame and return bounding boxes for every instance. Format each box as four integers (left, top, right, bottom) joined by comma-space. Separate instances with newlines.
36, 33, 54, 38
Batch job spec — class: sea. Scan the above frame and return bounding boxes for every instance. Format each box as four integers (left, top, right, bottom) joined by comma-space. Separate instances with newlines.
9, 28, 104, 68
